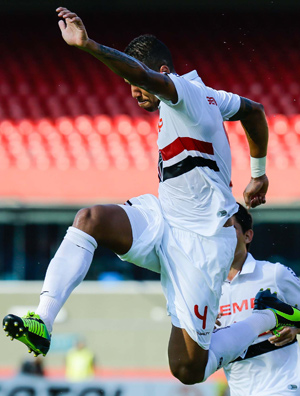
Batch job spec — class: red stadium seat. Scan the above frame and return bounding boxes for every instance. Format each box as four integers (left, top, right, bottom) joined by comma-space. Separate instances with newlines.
36, 119, 56, 136
114, 115, 134, 136
133, 117, 153, 136
290, 115, 300, 135
269, 114, 289, 135
74, 115, 94, 136
93, 115, 113, 135
55, 117, 75, 136
16, 119, 36, 136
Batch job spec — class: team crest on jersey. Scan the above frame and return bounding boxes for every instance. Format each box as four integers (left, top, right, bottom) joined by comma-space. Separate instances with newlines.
158, 118, 163, 133
206, 96, 217, 106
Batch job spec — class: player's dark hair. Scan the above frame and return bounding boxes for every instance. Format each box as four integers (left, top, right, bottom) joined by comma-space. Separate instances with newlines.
234, 203, 253, 251
124, 34, 175, 73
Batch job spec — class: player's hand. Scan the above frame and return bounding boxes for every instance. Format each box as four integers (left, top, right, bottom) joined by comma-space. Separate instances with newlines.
57, 7, 89, 47
243, 174, 269, 209
268, 326, 298, 347
214, 313, 222, 329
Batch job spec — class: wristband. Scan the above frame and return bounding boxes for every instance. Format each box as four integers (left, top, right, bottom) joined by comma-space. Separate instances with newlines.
250, 156, 266, 178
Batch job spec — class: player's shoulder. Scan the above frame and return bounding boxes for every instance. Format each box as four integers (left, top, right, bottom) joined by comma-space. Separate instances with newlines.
274, 261, 300, 281
252, 258, 278, 274
164, 71, 204, 102
172, 70, 206, 89
255, 258, 299, 280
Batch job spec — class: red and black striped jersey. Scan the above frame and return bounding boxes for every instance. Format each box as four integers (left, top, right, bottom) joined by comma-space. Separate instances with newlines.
156, 70, 240, 236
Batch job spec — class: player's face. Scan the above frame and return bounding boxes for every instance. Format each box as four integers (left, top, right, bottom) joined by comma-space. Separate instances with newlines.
130, 85, 160, 112
232, 219, 246, 255
232, 217, 253, 262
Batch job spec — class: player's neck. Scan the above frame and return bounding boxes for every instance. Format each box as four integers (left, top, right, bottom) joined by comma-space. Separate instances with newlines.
227, 251, 248, 281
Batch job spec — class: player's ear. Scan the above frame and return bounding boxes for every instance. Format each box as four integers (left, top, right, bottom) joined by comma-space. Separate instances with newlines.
160, 65, 170, 74
244, 229, 254, 245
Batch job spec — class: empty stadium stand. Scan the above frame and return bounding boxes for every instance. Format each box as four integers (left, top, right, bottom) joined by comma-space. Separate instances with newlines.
0, 114, 300, 171
0, 12, 299, 202
1, 12, 300, 120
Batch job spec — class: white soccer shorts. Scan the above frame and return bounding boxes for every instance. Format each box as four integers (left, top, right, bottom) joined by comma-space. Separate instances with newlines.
118, 193, 237, 349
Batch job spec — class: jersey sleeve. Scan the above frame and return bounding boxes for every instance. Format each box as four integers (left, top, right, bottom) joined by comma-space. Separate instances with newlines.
155, 73, 187, 107
205, 87, 241, 121
155, 73, 204, 123
275, 263, 300, 307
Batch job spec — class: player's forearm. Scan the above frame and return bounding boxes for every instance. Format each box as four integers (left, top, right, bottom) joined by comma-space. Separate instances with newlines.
80, 39, 150, 88
241, 105, 269, 158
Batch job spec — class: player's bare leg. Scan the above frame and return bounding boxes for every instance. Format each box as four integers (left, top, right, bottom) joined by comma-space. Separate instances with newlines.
168, 325, 208, 384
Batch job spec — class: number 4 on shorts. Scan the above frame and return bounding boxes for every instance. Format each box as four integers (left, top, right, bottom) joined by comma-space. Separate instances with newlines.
194, 305, 208, 329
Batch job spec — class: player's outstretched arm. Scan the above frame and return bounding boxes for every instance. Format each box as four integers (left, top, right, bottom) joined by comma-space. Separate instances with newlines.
56, 7, 177, 102
229, 97, 269, 208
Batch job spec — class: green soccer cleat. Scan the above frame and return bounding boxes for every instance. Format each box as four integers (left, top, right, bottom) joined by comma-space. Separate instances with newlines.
254, 288, 300, 330
2, 312, 51, 357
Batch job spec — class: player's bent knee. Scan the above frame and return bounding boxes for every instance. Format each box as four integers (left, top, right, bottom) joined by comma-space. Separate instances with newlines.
73, 206, 105, 236
170, 361, 205, 385
72, 205, 132, 253
74, 206, 94, 227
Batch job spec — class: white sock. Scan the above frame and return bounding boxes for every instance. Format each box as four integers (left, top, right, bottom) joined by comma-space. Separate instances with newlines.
36, 227, 97, 333
203, 309, 276, 381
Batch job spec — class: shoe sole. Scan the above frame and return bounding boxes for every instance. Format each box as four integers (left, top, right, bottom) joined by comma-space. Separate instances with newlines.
3, 314, 49, 357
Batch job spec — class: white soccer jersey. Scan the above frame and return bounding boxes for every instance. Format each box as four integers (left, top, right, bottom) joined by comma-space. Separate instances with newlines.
156, 71, 240, 236
218, 253, 300, 396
